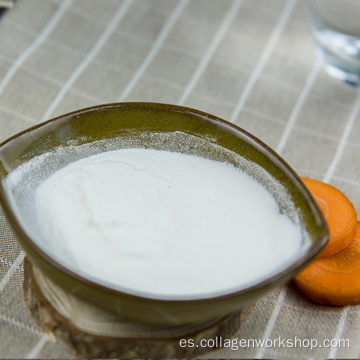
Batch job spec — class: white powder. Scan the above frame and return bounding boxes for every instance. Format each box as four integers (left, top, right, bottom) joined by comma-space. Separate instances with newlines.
32, 148, 303, 298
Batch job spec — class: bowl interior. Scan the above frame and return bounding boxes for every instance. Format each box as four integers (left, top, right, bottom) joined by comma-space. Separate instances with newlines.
0, 102, 328, 323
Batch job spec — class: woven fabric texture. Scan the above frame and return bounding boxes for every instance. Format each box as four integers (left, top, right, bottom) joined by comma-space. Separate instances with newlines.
1, 0, 360, 358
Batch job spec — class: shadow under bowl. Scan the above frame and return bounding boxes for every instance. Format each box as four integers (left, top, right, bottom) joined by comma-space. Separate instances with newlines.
0, 102, 328, 326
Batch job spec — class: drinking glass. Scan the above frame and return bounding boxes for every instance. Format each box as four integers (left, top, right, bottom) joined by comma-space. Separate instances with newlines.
306, 0, 360, 87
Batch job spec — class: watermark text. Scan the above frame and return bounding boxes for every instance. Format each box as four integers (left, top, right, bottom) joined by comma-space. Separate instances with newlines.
179, 336, 350, 351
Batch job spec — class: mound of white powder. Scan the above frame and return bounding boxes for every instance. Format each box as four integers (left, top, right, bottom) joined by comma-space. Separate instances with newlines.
32, 148, 303, 298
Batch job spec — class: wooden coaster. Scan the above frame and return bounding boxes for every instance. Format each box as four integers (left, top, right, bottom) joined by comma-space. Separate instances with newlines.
23, 258, 243, 358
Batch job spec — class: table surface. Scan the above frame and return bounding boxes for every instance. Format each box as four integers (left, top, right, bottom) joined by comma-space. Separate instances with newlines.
1, 0, 360, 358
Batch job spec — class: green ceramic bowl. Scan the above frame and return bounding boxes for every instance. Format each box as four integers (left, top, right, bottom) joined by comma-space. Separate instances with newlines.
0, 102, 328, 326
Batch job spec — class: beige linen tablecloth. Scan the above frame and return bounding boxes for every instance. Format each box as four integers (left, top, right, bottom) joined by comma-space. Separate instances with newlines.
1, 0, 360, 358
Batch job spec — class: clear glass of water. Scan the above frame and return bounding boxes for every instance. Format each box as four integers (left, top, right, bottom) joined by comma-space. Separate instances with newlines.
306, 0, 360, 87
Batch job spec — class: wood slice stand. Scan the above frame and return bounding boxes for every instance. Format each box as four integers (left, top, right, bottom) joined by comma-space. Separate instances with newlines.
23, 257, 242, 358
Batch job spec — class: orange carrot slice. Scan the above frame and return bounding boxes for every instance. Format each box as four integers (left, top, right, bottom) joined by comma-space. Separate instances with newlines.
294, 222, 360, 305
301, 177, 357, 258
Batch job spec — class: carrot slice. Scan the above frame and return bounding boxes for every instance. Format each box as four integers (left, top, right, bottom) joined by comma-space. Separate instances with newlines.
294, 222, 360, 305
301, 177, 357, 258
